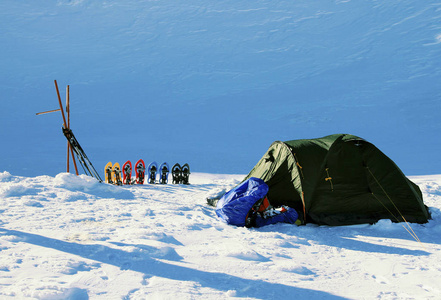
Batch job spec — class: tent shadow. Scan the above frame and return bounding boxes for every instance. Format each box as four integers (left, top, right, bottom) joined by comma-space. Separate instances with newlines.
266, 224, 433, 256
333, 235, 429, 256
1, 228, 348, 299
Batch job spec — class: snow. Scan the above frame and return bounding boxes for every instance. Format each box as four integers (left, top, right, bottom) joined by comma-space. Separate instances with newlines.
1, 171, 441, 299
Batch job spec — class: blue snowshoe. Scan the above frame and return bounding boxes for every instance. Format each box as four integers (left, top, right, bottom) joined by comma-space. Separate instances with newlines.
147, 162, 158, 184
159, 162, 170, 184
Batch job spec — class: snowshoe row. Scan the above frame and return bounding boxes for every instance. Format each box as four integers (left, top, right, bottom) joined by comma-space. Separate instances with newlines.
104, 160, 189, 185
171, 163, 190, 184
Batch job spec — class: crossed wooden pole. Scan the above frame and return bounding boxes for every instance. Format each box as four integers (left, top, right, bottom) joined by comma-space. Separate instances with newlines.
36, 80, 79, 175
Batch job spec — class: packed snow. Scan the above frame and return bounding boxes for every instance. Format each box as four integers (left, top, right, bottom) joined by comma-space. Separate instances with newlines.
1, 171, 441, 299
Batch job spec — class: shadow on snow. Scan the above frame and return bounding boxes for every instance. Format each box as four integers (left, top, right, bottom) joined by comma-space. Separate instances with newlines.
1, 228, 347, 299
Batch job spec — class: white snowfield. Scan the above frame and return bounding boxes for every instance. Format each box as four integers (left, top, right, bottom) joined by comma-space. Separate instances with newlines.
1, 171, 441, 299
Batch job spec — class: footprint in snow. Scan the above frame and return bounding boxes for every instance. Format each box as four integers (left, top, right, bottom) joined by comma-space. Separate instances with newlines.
372, 274, 389, 284
120, 262, 132, 270
228, 250, 271, 262
24, 200, 43, 207
282, 265, 316, 276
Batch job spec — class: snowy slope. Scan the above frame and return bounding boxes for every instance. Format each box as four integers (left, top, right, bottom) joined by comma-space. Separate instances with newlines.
1, 171, 441, 299
1, 1, 441, 177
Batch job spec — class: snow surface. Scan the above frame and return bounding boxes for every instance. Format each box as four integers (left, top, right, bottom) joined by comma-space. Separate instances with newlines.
1, 1, 441, 177
1, 171, 441, 299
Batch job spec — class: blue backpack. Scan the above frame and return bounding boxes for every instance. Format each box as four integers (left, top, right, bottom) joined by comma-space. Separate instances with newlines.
216, 177, 298, 227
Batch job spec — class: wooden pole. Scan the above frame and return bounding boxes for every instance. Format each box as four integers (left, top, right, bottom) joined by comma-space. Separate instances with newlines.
66, 85, 70, 173
54, 80, 79, 175
55, 80, 68, 127
67, 86, 78, 176
36, 108, 61, 115
67, 85, 79, 176
67, 85, 70, 129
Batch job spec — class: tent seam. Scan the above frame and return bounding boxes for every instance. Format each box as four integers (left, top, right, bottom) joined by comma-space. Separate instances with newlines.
276, 141, 307, 224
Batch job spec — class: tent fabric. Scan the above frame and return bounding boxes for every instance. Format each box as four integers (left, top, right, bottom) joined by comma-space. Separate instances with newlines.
244, 134, 430, 226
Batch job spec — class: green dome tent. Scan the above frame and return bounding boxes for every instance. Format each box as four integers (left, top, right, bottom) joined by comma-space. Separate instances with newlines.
244, 134, 430, 226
